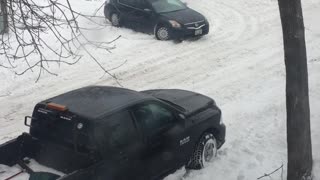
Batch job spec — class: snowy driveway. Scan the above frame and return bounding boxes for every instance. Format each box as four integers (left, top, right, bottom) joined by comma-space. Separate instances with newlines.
1, 0, 320, 179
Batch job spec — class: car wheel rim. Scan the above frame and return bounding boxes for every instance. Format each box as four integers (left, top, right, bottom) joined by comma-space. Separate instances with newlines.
157, 27, 169, 40
111, 14, 119, 26
202, 138, 217, 167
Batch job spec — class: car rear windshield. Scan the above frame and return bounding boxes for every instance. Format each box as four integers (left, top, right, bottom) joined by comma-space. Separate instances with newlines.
149, 0, 187, 13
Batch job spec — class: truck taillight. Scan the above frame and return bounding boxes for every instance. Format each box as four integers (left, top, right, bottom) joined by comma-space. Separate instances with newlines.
47, 102, 68, 112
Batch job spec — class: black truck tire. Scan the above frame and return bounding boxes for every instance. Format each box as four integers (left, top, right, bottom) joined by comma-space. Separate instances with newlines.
186, 132, 217, 169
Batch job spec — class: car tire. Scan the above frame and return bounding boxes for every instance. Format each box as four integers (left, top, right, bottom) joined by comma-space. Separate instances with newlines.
155, 26, 171, 40
186, 132, 218, 169
110, 12, 121, 27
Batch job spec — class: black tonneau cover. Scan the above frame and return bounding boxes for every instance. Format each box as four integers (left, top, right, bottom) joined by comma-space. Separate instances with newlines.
141, 89, 215, 117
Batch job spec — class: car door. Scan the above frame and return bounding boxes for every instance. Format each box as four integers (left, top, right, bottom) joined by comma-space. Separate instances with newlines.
117, 0, 155, 33
116, 0, 138, 27
130, 0, 156, 33
131, 101, 189, 179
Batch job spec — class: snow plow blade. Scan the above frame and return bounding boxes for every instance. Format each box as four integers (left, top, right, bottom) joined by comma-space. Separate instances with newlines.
0, 133, 39, 166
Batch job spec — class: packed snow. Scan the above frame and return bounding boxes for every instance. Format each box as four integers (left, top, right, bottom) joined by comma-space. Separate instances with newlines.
0, 0, 320, 179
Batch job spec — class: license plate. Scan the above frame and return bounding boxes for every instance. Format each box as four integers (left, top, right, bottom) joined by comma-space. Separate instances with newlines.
195, 29, 202, 35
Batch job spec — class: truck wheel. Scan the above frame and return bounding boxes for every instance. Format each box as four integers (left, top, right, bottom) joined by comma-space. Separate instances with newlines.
186, 132, 217, 169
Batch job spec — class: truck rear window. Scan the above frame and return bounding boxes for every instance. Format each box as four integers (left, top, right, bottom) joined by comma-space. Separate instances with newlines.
30, 108, 93, 150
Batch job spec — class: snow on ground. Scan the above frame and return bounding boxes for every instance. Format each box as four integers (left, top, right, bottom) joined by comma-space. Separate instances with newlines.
1, 0, 320, 179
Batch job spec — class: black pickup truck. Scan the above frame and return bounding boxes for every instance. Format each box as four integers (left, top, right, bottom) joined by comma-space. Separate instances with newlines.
0, 86, 226, 180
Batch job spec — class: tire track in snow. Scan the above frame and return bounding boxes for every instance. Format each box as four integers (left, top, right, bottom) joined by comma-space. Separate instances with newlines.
1, 0, 320, 179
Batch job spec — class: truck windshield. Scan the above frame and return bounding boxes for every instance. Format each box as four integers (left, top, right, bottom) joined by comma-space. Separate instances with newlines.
149, 0, 187, 13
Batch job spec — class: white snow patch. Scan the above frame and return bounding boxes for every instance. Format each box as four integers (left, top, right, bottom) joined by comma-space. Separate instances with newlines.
1, 0, 320, 179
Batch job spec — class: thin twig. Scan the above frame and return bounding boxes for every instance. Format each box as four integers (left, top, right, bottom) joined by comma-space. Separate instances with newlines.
0, 92, 11, 98
93, 2, 105, 17
257, 164, 284, 180
1, 0, 122, 82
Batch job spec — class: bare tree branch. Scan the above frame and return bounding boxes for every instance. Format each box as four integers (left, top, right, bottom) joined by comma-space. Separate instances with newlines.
0, 0, 121, 82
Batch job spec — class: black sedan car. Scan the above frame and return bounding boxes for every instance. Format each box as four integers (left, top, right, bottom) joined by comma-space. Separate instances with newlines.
104, 0, 210, 40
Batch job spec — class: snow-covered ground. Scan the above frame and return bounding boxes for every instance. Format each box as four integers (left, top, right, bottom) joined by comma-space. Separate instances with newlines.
1, 0, 320, 179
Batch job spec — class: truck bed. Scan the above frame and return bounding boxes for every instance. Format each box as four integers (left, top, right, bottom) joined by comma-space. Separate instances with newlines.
0, 133, 99, 180
0, 159, 64, 180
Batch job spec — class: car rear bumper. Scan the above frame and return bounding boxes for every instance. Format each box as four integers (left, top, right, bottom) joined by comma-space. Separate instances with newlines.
170, 24, 209, 39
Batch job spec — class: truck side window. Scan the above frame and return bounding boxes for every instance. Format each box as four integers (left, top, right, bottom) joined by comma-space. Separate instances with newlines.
133, 103, 175, 134
95, 110, 137, 151
108, 111, 137, 147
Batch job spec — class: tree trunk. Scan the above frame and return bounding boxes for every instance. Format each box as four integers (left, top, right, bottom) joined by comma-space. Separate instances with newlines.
0, 0, 8, 34
277, 0, 313, 180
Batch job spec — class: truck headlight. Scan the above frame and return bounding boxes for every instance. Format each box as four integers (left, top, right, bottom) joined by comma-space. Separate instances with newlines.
169, 20, 181, 28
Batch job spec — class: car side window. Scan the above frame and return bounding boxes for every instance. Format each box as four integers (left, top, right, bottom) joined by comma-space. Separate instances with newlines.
119, 0, 146, 9
133, 103, 175, 134
135, 0, 148, 9
118, 0, 135, 7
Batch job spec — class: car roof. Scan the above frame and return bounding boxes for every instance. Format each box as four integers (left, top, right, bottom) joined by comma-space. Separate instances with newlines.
44, 86, 152, 119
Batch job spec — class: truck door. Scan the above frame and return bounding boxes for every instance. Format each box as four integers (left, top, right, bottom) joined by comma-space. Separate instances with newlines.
131, 101, 187, 179
93, 110, 146, 180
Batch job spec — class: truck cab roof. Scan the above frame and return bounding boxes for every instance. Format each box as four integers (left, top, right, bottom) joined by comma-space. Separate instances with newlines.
43, 86, 152, 119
